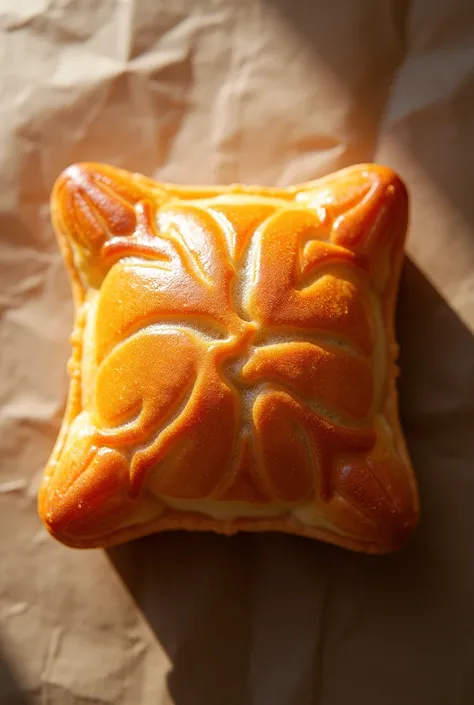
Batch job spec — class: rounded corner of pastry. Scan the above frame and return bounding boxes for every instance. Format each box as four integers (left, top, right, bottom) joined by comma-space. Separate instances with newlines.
39, 161, 419, 556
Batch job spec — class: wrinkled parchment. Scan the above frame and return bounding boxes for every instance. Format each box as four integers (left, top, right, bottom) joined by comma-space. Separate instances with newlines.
1, 1, 474, 703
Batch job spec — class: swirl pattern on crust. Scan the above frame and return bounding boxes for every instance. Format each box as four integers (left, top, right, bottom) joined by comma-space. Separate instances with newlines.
38, 162, 419, 553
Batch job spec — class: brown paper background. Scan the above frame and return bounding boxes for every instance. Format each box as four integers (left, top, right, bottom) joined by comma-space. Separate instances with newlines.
1, 1, 474, 703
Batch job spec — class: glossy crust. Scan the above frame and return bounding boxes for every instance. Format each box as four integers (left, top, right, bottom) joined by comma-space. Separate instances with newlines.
38, 162, 419, 553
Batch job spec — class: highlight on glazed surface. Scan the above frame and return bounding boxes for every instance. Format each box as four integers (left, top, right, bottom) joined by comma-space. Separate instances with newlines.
38, 162, 419, 552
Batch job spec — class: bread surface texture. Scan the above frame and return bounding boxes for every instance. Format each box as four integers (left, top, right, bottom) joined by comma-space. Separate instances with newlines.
38, 162, 419, 553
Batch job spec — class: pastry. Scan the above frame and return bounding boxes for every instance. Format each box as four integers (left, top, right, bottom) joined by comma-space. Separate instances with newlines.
38, 162, 419, 552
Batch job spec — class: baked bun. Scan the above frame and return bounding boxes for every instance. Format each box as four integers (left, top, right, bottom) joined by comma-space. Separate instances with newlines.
38, 162, 419, 552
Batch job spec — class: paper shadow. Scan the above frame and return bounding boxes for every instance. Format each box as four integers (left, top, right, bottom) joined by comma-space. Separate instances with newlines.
108, 258, 474, 705
0, 649, 32, 705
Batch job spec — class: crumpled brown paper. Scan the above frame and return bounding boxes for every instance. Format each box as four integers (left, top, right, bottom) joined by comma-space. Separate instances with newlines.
1, 1, 474, 703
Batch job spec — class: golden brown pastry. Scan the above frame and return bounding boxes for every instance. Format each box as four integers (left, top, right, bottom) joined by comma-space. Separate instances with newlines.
38, 162, 419, 553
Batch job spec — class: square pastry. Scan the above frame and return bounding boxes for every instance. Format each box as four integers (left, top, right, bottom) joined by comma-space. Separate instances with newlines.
38, 163, 419, 553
